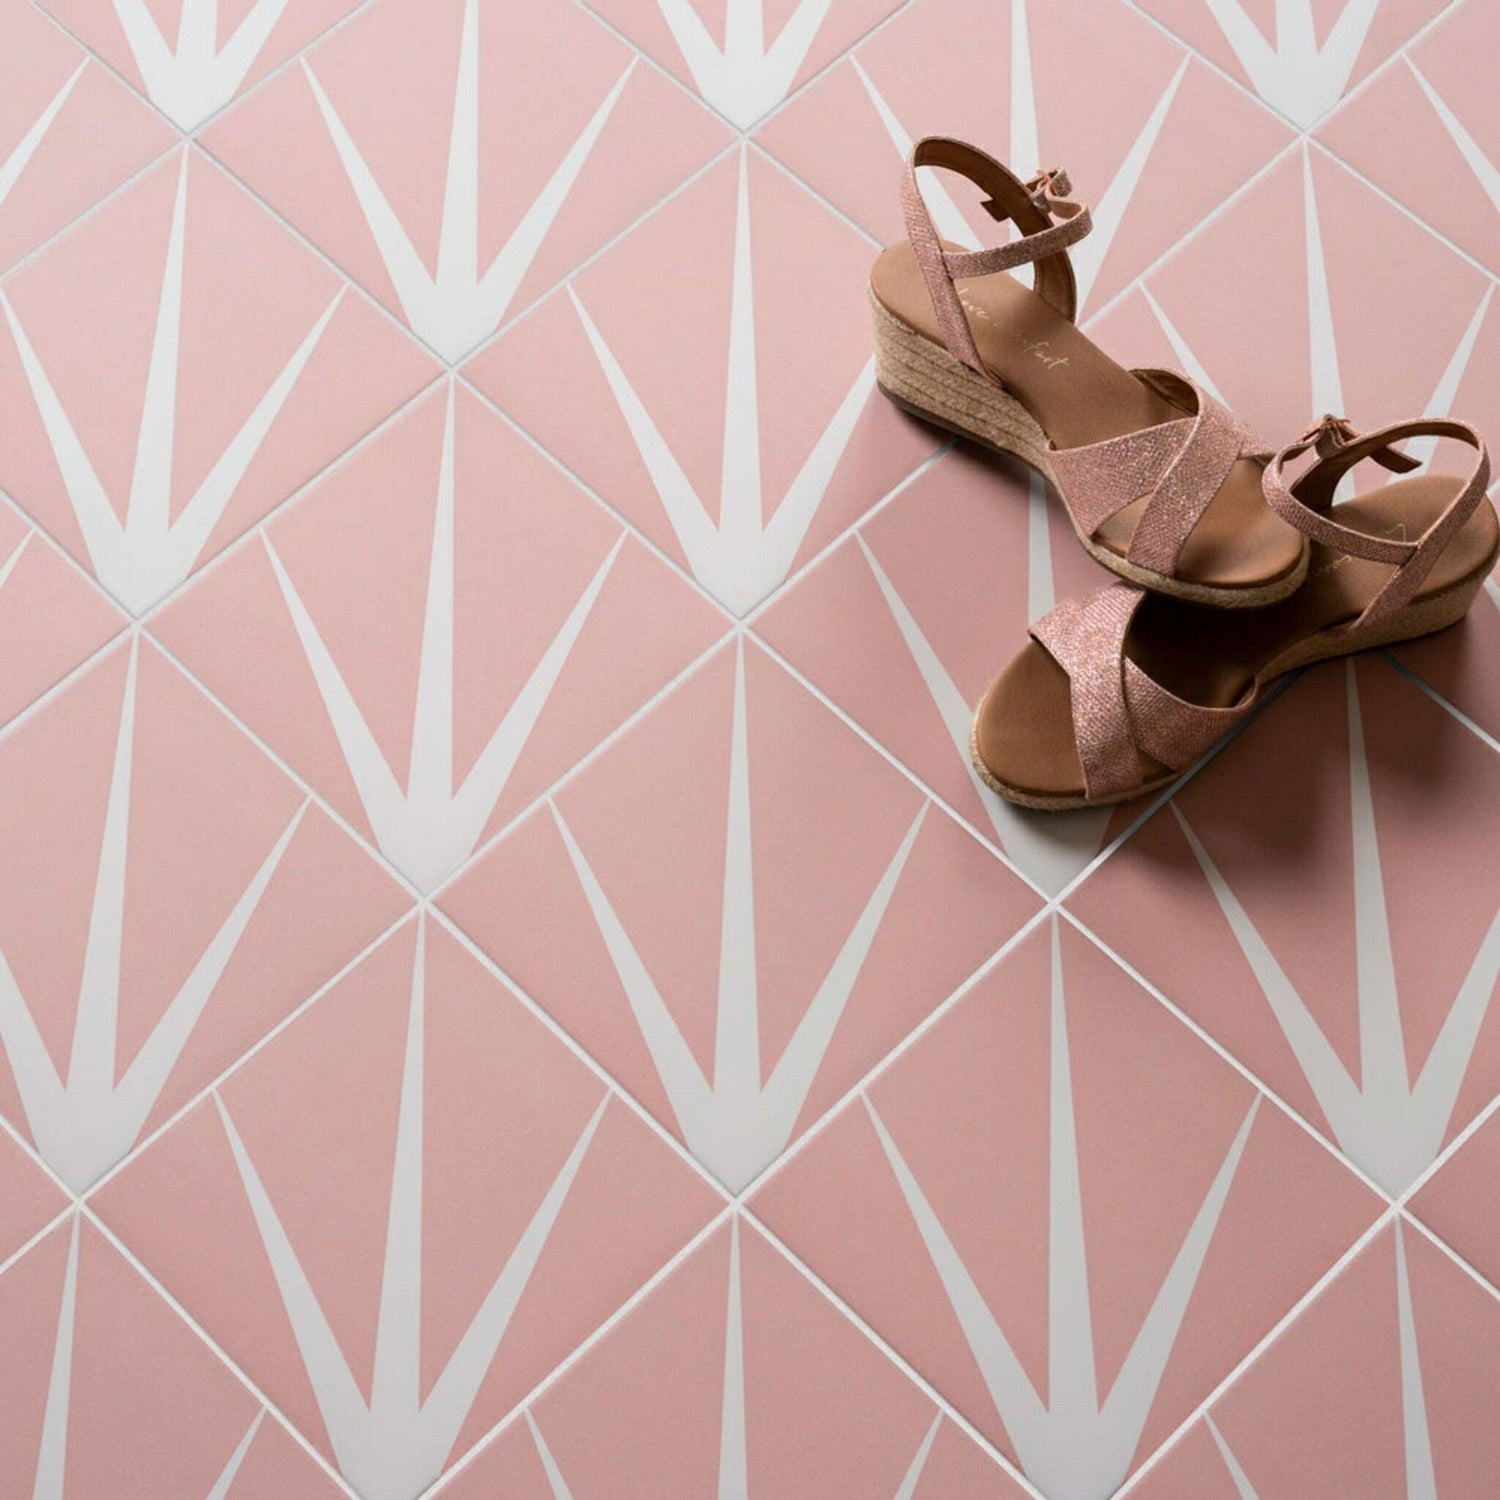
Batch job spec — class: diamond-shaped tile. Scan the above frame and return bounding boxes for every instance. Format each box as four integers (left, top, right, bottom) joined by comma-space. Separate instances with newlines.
755, 0, 1290, 318
92, 913, 723, 1500
0, 145, 439, 616
442, 636, 1039, 1193
1410, 1102, 1500, 1290
0, 635, 407, 1193
467, 146, 940, 617
584, 0, 907, 130
751, 916, 1381, 1500
1135, 0, 1446, 129
754, 443, 1135, 896
40, 0, 368, 131
1129, 1220, 1500, 1499
0, 0, 173, 274
1319, 0, 1500, 277
439, 1216, 1027, 1498
200, 0, 730, 362
0, 1214, 343, 1498
151, 379, 727, 893
1069, 657, 1500, 1198
0, 508, 123, 732
0, 1126, 65, 1265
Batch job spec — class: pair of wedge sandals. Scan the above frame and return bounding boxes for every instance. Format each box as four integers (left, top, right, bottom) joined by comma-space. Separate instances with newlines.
871, 138, 1498, 810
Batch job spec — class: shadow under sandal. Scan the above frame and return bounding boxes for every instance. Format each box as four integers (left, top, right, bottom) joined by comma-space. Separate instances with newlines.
971, 415, 1499, 810
871, 136, 1307, 608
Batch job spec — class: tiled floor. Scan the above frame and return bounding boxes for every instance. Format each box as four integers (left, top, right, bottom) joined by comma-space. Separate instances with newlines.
0, 0, 1496, 1496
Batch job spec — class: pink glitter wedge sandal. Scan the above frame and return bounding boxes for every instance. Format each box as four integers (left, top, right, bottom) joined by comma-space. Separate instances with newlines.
971, 415, 1499, 809
870, 136, 1308, 608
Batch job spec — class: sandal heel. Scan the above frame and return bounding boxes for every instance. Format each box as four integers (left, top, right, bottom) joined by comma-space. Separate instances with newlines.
871, 289, 1055, 480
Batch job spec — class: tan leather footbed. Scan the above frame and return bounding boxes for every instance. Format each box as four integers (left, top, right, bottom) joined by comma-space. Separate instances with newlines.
871, 241, 1305, 592
973, 479, 1500, 799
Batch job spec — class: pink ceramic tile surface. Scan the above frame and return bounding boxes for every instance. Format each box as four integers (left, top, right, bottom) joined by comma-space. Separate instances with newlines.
1135, 0, 1446, 128
201, 0, 730, 361
1069, 657, 1500, 1198
0, 1125, 65, 1264
755, 443, 1136, 896
0, 145, 439, 617
442, 637, 1040, 1192
441, 1217, 1027, 1499
467, 146, 941, 616
1410, 1103, 1500, 1290
755, 0, 1292, 316
152, 379, 727, 892
751, 917, 1382, 1498
0, 507, 124, 731
1319, 0, 1500, 276
40, 0, 369, 131
0, 1214, 343, 1498
0, 636, 408, 1192
1129, 1221, 1500, 1499
92, 913, 723, 1498
0, 0, 174, 274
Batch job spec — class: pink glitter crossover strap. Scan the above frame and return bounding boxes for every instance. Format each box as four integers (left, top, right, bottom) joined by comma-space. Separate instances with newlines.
1046, 373, 1254, 573
1263, 414, 1490, 626
901, 137, 1092, 379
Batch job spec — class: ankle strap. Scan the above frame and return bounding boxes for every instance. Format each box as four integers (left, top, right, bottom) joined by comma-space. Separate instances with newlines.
900, 137, 1092, 379
1263, 414, 1490, 626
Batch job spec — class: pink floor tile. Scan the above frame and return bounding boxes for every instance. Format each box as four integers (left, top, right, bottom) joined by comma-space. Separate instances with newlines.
92, 912, 723, 1499
1410, 1103, 1500, 1291
0, 1125, 65, 1264
1319, 0, 1500, 277
466, 145, 941, 616
0, 507, 124, 731
585, 0, 906, 129
440, 1216, 1026, 1499
1134, 0, 1446, 129
755, 443, 1136, 895
0, 145, 439, 617
0, 0, 173, 274
751, 916, 1381, 1500
0, 636, 408, 1193
1069, 657, 1500, 1197
0, 1213, 343, 1498
152, 379, 727, 893
1129, 1220, 1500, 1499
755, 0, 1291, 317
40, 0, 369, 130
441, 636, 1039, 1193
201, 0, 730, 362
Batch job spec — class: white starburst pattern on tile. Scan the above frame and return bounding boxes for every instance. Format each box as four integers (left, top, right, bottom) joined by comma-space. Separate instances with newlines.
214, 915, 608, 1500
1404, 57, 1500, 220
866, 920, 1259, 1500
551, 639, 925, 1192
0, 151, 342, 616
1174, 665, 1500, 1195
0, 640, 306, 1193
264, 382, 621, 893
302, 0, 633, 361
568, 148, 874, 616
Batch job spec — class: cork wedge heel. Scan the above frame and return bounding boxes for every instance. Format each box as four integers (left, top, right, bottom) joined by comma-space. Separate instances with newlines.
971, 416, 1498, 811
871, 137, 1308, 609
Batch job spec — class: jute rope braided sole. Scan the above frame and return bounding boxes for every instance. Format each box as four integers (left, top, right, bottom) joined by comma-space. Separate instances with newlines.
870, 289, 1308, 609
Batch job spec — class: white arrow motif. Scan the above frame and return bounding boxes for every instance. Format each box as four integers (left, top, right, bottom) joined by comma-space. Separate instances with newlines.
0, 150, 341, 616
551, 638, 925, 1191
865, 919, 1260, 1500
0, 61, 86, 212
304, 0, 633, 361
523, 1218, 947, 1496
0, 639, 306, 1192
1174, 663, 1500, 1194
656, 0, 835, 128
109, 0, 295, 130
28, 1216, 275, 1499
264, 382, 622, 892
1201, 0, 1385, 127
569, 147, 875, 615
215, 916, 609, 1500
854, 533, 1110, 897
